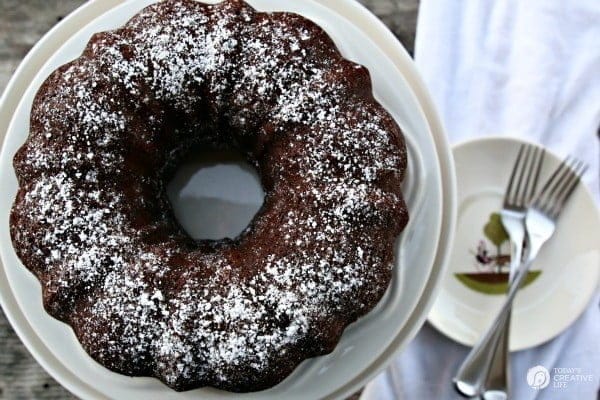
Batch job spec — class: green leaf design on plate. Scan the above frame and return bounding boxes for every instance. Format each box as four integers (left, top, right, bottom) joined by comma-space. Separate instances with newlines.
454, 271, 542, 295
484, 212, 509, 247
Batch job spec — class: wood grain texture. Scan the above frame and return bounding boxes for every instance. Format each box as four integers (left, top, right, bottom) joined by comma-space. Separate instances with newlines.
0, 0, 418, 398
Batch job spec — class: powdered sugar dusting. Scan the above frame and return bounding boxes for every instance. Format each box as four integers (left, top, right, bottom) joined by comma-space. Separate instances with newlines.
11, 0, 408, 392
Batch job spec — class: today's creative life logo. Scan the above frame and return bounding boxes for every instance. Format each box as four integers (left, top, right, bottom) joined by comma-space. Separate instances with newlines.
526, 365, 595, 390
527, 365, 550, 390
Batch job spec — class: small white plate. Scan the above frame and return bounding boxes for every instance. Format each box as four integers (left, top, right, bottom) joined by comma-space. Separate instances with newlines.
428, 136, 600, 351
0, 0, 456, 399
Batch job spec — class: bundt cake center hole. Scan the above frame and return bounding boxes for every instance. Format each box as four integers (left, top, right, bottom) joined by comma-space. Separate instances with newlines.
166, 149, 264, 241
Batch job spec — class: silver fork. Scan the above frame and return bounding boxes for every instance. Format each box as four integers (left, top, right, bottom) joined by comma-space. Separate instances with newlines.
454, 155, 586, 399
490, 145, 545, 395
454, 144, 544, 399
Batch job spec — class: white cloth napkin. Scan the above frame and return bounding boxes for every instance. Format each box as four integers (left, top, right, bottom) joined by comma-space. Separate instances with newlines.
414, 0, 600, 201
363, 0, 600, 399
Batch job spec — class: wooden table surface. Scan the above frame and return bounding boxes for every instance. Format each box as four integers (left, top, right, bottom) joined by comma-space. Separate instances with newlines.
0, 1, 418, 398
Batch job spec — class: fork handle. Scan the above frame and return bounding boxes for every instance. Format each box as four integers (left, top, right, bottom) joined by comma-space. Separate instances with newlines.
454, 307, 511, 398
481, 309, 511, 400
480, 236, 523, 399
454, 254, 536, 398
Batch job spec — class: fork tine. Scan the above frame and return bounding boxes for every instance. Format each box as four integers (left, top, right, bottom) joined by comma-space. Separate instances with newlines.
520, 146, 545, 205
514, 145, 533, 207
550, 161, 587, 217
534, 157, 570, 209
546, 161, 579, 217
504, 144, 526, 207
533, 156, 587, 218
528, 147, 545, 201
543, 157, 577, 209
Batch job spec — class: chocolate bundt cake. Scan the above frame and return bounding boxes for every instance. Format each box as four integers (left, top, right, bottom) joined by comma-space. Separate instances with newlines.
10, 0, 409, 392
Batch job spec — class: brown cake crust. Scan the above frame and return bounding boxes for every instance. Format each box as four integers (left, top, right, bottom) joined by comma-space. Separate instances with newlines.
10, 0, 409, 392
